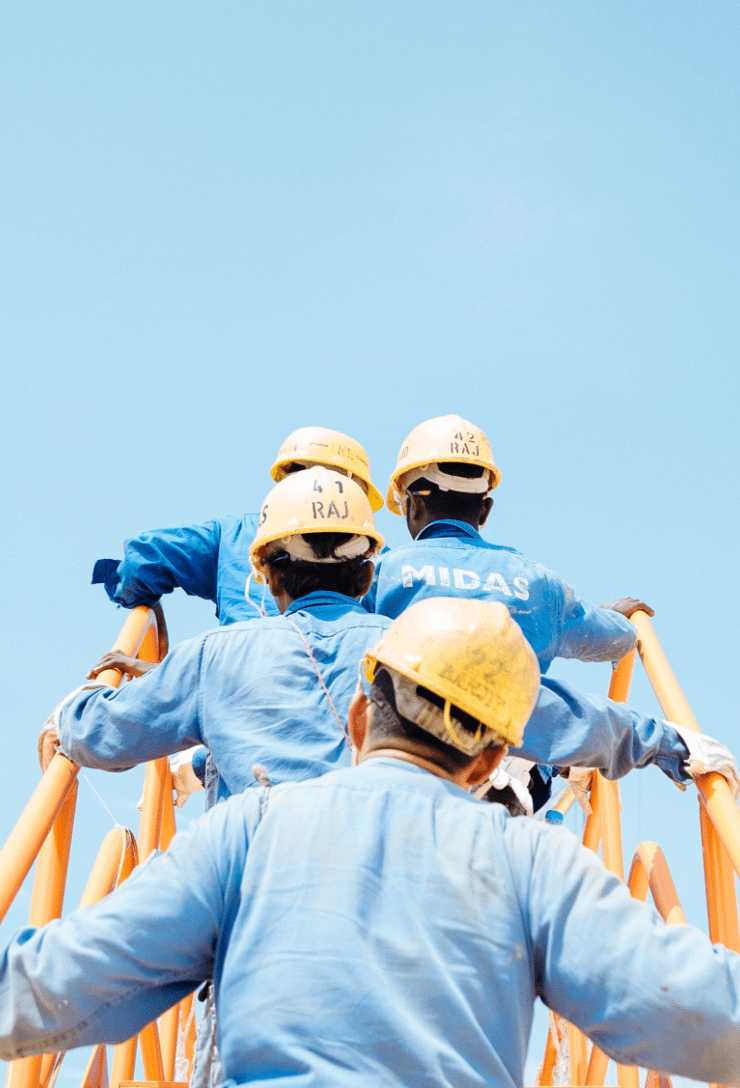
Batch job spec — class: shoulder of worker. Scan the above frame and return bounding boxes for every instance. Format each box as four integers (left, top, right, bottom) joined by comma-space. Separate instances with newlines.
412, 519, 521, 553
199, 592, 392, 644
117, 512, 260, 547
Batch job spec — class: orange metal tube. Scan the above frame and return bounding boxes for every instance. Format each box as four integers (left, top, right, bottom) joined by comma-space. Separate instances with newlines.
139, 1020, 165, 1082
160, 765, 176, 851
608, 647, 637, 704
138, 757, 168, 861
109, 1037, 137, 1088
0, 754, 79, 926
584, 647, 636, 1087
551, 787, 576, 817
159, 1003, 179, 1082
632, 610, 740, 878
567, 1021, 589, 1085
627, 842, 687, 926
95, 606, 159, 686
0, 605, 156, 928
180, 992, 196, 1078
79, 828, 137, 909
585, 1045, 610, 1086
28, 780, 78, 926
699, 801, 740, 952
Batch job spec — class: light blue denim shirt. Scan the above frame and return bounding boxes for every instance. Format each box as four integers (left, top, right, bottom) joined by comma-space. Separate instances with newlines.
58, 592, 392, 798
1, 759, 738, 1086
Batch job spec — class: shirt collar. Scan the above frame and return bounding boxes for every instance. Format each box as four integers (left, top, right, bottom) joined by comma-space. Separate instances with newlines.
415, 519, 482, 542
284, 591, 366, 617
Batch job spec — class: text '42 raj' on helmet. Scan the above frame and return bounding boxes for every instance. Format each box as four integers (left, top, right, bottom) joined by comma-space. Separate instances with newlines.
386, 414, 502, 515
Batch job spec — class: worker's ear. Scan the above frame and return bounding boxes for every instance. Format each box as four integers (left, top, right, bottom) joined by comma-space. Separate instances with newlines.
404, 491, 423, 532
478, 497, 494, 528
348, 688, 371, 754
357, 561, 375, 598
264, 564, 284, 598
462, 745, 506, 788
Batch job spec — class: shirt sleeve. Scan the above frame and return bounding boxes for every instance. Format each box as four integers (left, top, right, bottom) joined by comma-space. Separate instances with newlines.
511, 821, 740, 1084
511, 677, 691, 783
553, 573, 637, 663
0, 799, 253, 1060
57, 636, 206, 769
92, 522, 222, 608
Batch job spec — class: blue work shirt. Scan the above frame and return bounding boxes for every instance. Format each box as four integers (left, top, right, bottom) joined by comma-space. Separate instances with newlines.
364, 521, 637, 673
2, 759, 739, 1087
55, 594, 690, 793
92, 515, 278, 624
58, 592, 391, 800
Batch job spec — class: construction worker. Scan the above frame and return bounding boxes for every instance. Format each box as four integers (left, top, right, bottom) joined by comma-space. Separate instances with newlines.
92, 426, 384, 627
86, 428, 384, 801
8, 599, 740, 1086
366, 414, 653, 807
44, 467, 389, 806
368, 414, 649, 673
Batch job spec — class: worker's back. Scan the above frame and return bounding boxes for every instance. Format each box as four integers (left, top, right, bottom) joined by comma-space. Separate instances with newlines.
214, 758, 740, 1087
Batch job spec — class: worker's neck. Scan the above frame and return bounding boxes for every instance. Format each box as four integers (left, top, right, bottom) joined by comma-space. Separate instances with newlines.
359, 747, 459, 783
412, 511, 481, 537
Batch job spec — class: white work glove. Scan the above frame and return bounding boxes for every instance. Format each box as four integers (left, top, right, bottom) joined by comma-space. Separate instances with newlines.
38, 682, 112, 771
671, 723, 740, 800
563, 767, 595, 815
488, 766, 534, 817
169, 747, 205, 808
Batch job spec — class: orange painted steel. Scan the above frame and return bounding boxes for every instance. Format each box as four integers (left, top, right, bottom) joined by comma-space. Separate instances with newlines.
0, 605, 158, 931
582, 652, 637, 1088
699, 801, 740, 952
5, 780, 79, 1088
627, 843, 687, 926
109, 1039, 137, 1088
0, 754, 79, 927
0, 607, 162, 1088
139, 1024, 165, 1084
79, 1046, 108, 1088
138, 758, 169, 862
79, 828, 138, 910
632, 610, 740, 878
29, 780, 78, 925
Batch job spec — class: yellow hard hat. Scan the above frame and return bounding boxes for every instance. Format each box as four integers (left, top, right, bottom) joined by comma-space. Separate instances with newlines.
363, 598, 538, 751
271, 427, 384, 512
386, 415, 502, 515
250, 466, 385, 583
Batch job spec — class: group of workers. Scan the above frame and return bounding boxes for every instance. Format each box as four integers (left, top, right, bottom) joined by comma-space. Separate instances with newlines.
4, 415, 740, 1087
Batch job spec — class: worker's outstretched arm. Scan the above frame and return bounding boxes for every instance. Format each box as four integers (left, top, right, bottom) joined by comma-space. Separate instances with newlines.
514, 820, 740, 1084
552, 574, 639, 664
512, 677, 690, 782
92, 521, 222, 608
54, 633, 207, 770
0, 796, 256, 1059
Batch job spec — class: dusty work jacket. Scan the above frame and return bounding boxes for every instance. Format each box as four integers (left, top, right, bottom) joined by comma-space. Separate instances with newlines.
55, 593, 691, 794
364, 520, 637, 673
58, 592, 391, 800
92, 514, 278, 624
2, 759, 739, 1087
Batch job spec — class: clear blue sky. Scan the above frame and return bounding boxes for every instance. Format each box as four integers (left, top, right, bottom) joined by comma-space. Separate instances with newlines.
1, 3, 739, 1085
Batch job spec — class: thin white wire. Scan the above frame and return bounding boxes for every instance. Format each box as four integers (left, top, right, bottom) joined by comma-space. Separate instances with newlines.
82, 774, 121, 828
